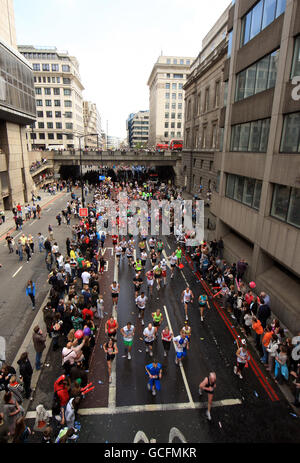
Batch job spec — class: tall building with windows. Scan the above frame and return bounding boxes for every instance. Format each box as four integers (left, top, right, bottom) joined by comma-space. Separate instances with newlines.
0, 0, 36, 209
212, 0, 300, 332
147, 56, 194, 148
83, 101, 102, 149
181, 4, 230, 218
18, 45, 85, 150
126, 110, 149, 148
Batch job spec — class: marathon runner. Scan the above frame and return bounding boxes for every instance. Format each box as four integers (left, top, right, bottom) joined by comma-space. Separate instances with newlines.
174, 329, 189, 365
161, 326, 173, 357
199, 372, 217, 421
181, 287, 194, 321
103, 338, 118, 383
146, 269, 154, 296
121, 322, 135, 360
198, 293, 211, 322
110, 281, 120, 308
145, 360, 162, 396
143, 323, 156, 357
105, 316, 118, 340
136, 291, 147, 326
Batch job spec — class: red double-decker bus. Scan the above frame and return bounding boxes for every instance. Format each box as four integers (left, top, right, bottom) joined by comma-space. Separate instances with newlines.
169, 139, 183, 151
156, 143, 169, 151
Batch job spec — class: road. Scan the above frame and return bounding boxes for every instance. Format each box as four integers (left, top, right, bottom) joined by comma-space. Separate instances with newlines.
1, 189, 300, 443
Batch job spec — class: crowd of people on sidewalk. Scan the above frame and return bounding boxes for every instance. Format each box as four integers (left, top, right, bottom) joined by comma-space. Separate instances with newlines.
0, 177, 299, 443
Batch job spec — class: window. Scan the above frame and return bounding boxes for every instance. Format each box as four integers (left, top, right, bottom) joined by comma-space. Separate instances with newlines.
178, 103, 182, 110
291, 36, 300, 78
165, 83, 170, 89
202, 126, 207, 148
63, 78, 71, 84
172, 93, 176, 100
57, 133, 63, 140
164, 131, 169, 137
36, 100, 42, 106
165, 93, 170, 99
271, 184, 291, 221
167, 59, 171, 64
62, 65, 70, 72
65, 112, 72, 118
47, 122, 53, 129
209, 161, 214, 171
48, 133, 54, 140
186, 60, 190, 65
230, 118, 270, 152
241, 0, 286, 46
178, 93, 183, 100
45, 100, 52, 106
173, 59, 177, 64
171, 131, 175, 137
235, 50, 279, 102
33, 63, 40, 71
165, 112, 169, 119
178, 113, 182, 119
35, 88, 42, 95
54, 100, 61, 106
177, 122, 182, 128
178, 83, 183, 89
288, 188, 300, 227
55, 111, 61, 118
42, 63, 50, 71
44, 88, 51, 95
172, 103, 176, 110
228, 30, 233, 58
280, 112, 300, 153
212, 124, 218, 148
52, 64, 59, 72
171, 122, 175, 128
53, 88, 60, 95
172, 83, 177, 90
64, 88, 71, 96
37, 111, 43, 118
165, 103, 169, 109
173, 74, 184, 79
165, 122, 169, 128
38, 122, 44, 128
46, 111, 52, 117
226, 174, 262, 209
52, 77, 56, 83
204, 88, 209, 111
39, 133, 45, 140
171, 112, 176, 119
57, 77, 61, 83
56, 122, 62, 129
214, 81, 220, 107
177, 131, 181, 137
65, 123, 73, 129
180, 59, 184, 65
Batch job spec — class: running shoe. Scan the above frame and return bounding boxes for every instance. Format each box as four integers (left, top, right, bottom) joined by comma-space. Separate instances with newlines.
233, 366, 237, 375
141, 320, 144, 325
238, 373, 243, 379
201, 316, 204, 322
147, 383, 151, 391
206, 410, 211, 421
150, 351, 153, 357
127, 353, 131, 360
152, 389, 156, 396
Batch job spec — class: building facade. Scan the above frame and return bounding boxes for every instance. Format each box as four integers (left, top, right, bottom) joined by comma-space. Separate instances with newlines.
18, 45, 85, 150
0, 0, 36, 209
83, 101, 102, 149
126, 110, 149, 148
181, 4, 229, 225
147, 56, 194, 148
212, 0, 300, 332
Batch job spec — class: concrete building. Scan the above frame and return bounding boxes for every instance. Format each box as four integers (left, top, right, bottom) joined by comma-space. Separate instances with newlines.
147, 55, 195, 148
83, 101, 102, 149
126, 110, 149, 148
0, 0, 36, 209
181, 4, 230, 233
18, 45, 85, 150
211, 0, 300, 332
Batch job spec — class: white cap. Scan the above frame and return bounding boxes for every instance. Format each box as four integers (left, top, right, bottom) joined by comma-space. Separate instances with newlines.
241, 339, 247, 345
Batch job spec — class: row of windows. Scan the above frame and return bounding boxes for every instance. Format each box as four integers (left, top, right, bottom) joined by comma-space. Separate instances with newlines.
230, 118, 270, 152
271, 184, 300, 228
165, 122, 182, 129
30, 133, 74, 140
165, 103, 182, 110
235, 49, 279, 102
166, 73, 185, 79
22, 52, 70, 62
36, 99, 72, 107
226, 173, 262, 210
164, 131, 182, 138
241, 0, 286, 47
291, 36, 300, 78
165, 83, 183, 90
166, 59, 190, 65
165, 92, 183, 100
35, 87, 72, 95
165, 112, 182, 119
33, 122, 73, 129
34, 76, 71, 84
36, 110, 72, 118
32, 63, 70, 72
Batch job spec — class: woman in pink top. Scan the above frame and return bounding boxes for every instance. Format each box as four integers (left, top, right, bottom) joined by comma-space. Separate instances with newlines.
161, 326, 173, 357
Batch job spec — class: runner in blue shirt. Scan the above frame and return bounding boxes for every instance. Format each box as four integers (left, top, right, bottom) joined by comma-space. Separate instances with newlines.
145, 361, 162, 396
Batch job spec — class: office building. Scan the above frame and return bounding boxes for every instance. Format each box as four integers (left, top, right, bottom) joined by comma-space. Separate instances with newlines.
147, 55, 195, 148
212, 0, 300, 332
83, 101, 102, 149
0, 0, 36, 209
126, 110, 149, 148
18, 45, 85, 150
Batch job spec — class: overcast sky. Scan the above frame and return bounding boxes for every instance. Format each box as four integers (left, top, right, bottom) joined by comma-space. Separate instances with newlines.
14, 0, 230, 139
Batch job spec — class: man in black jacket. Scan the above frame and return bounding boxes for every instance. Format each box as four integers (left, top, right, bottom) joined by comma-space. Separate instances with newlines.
257, 298, 271, 329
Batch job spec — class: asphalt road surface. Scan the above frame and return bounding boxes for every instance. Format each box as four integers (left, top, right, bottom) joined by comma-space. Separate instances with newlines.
2, 189, 300, 443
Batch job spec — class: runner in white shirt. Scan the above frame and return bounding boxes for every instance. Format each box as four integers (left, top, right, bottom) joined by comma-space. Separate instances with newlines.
115, 244, 122, 265
121, 322, 135, 360
174, 329, 189, 365
126, 247, 133, 267
136, 292, 147, 326
181, 287, 194, 321
143, 323, 156, 356
140, 251, 147, 268
110, 281, 120, 307
169, 253, 178, 279
161, 259, 167, 287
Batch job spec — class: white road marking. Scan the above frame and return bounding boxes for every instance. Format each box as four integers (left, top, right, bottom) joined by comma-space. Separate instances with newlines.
162, 250, 171, 268
181, 270, 190, 287
29, 220, 37, 227
12, 266, 23, 278
163, 304, 195, 408
108, 255, 118, 409
25, 398, 242, 419
146, 241, 150, 252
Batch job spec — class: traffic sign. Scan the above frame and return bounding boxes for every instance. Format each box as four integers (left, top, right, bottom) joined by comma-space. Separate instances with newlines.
79, 208, 88, 217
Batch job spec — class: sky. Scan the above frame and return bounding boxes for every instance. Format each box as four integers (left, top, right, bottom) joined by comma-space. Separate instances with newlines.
14, 0, 230, 139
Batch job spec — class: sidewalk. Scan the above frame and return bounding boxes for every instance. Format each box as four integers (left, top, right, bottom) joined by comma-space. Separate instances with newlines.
0, 188, 67, 241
